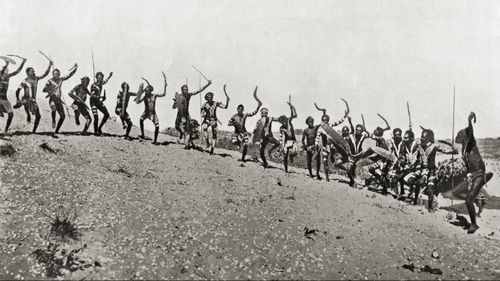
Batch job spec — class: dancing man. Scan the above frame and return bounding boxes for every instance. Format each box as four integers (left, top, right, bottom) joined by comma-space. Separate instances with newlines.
172, 80, 211, 149
137, 72, 167, 144
43, 63, 78, 133
0, 55, 26, 132
201, 85, 229, 154
15, 55, 53, 132
68, 77, 92, 134
90, 71, 113, 135
228, 86, 261, 162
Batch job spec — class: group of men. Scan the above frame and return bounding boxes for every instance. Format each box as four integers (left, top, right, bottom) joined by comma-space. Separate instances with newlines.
0, 54, 490, 234
300, 103, 488, 234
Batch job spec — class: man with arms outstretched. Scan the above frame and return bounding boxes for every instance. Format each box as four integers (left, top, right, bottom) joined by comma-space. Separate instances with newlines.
15, 58, 53, 133
172, 80, 211, 149
43, 64, 78, 133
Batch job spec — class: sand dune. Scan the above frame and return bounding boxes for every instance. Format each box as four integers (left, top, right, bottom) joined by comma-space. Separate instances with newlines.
0, 101, 499, 280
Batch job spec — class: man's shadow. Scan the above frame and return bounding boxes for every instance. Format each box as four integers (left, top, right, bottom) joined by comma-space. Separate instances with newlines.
449, 215, 470, 230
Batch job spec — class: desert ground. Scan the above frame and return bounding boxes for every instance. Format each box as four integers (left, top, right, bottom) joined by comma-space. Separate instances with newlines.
1, 103, 499, 280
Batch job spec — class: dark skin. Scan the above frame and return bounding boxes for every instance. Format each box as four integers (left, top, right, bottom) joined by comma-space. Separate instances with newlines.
0, 56, 27, 132
173, 81, 212, 149
301, 118, 321, 179
117, 83, 138, 138
43, 65, 78, 134
419, 129, 457, 212
456, 111, 486, 234
138, 81, 167, 144
257, 111, 279, 168
228, 87, 261, 161
90, 72, 113, 135
279, 101, 297, 173
15, 61, 53, 133
68, 79, 92, 133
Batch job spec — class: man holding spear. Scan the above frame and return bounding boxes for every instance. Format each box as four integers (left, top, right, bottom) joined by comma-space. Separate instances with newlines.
0, 54, 26, 132
90, 71, 113, 135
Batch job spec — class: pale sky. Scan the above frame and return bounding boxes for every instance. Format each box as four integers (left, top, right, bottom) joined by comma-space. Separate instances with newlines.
1, 0, 499, 138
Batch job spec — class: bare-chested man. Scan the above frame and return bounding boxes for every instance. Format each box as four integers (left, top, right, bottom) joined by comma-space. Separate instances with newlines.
302, 116, 321, 179
15, 58, 53, 133
253, 108, 280, 168
90, 71, 113, 135
137, 73, 167, 144
116, 82, 143, 139
277, 100, 298, 173
455, 112, 487, 234
172, 80, 211, 149
68, 77, 92, 134
228, 87, 261, 161
201, 85, 229, 154
42, 64, 78, 133
0, 55, 26, 132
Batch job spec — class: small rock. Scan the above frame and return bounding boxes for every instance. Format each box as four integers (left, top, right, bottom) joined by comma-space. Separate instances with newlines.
432, 251, 439, 259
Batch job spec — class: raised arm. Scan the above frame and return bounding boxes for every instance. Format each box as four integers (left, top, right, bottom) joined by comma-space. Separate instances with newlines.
192, 80, 212, 96
288, 102, 297, 120
246, 86, 262, 117
0, 62, 7, 76
437, 145, 458, 155
68, 86, 85, 103
62, 64, 78, 81
37, 60, 53, 79
9, 57, 27, 77
103, 72, 113, 85
348, 116, 354, 134
467, 111, 476, 138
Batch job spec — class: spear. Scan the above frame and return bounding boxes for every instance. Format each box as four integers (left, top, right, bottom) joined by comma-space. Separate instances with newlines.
361, 114, 366, 132
407, 101, 412, 131
451, 85, 456, 207
92, 52, 96, 83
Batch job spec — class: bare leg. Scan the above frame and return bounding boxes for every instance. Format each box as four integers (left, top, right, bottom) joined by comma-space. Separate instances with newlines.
260, 137, 269, 167
284, 149, 289, 173
24, 104, 31, 123
32, 112, 41, 133
125, 119, 132, 137
98, 108, 109, 133
306, 151, 313, 177
55, 110, 65, 133
5, 112, 13, 132
242, 143, 248, 161
466, 175, 485, 233
154, 126, 159, 144
74, 110, 81, 125
139, 119, 145, 138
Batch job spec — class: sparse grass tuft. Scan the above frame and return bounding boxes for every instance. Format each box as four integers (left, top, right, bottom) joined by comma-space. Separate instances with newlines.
0, 144, 16, 157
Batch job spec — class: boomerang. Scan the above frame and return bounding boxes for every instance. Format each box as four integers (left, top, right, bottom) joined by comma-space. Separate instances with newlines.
192, 65, 210, 82
314, 102, 327, 116
377, 113, 390, 128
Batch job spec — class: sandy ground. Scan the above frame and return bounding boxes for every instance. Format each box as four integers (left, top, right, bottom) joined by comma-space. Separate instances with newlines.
0, 102, 499, 280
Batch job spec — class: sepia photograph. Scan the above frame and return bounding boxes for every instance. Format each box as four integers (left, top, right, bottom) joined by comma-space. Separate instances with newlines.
0, 0, 499, 279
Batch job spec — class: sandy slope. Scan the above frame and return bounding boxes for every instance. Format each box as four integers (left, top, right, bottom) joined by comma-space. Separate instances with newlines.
1, 102, 499, 280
